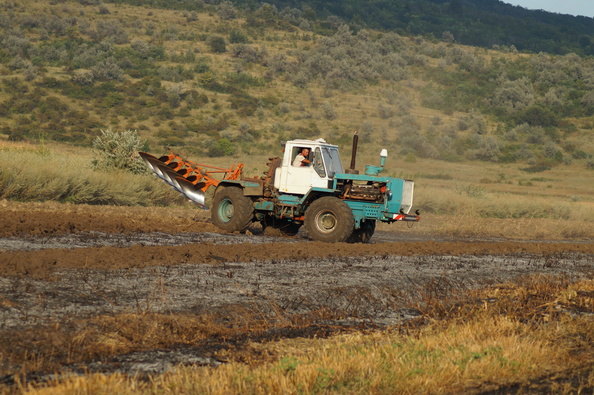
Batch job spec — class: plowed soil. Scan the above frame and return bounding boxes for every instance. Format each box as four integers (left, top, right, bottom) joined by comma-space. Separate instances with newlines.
2, 200, 593, 279
1, 200, 593, 384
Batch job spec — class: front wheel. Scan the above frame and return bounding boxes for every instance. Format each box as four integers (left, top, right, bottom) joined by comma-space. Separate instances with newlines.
304, 197, 354, 243
211, 187, 254, 233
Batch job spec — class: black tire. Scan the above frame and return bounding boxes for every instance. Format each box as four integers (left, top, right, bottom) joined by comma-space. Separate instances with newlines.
347, 220, 376, 243
211, 187, 254, 233
304, 197, 354, 243
261, 216, 302, 236
278, 221, 302, 236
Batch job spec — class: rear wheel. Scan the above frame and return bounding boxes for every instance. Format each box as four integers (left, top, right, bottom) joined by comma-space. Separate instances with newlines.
211, 187, 254, 233
347, 220, 376, 243
304, 197, 354, 243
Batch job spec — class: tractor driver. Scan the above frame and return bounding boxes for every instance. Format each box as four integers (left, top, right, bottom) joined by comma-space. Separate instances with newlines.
292, 147, 311, 167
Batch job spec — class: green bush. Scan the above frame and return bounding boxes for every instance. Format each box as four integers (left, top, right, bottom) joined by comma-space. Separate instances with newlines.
91, 128, 147, 174
208, 138, 236, 157
207, 36, 227, 53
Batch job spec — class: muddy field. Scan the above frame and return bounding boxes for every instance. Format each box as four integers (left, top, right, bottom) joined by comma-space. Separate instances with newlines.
1, 200, 593, 383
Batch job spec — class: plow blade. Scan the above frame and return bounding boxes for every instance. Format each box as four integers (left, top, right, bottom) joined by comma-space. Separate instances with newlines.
140, 153, 183, 191
139, 151, 230, 210
139, 152, 169, 180
175, 177, 207, 209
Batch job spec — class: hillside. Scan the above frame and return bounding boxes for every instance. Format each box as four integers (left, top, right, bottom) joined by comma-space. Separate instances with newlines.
103, 0, 594, 56
244, 0, 594, 55
0, 0, 593, 172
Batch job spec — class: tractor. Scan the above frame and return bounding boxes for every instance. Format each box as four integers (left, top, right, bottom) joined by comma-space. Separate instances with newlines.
139, 132, 419, 243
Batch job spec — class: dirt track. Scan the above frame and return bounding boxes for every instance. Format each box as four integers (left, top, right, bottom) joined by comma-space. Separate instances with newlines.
1, 201, 593, 379
2, 201, 593, 278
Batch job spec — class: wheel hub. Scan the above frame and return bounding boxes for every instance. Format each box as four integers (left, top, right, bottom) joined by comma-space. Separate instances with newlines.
316, 211, 337, 233
220, 200, 234, 221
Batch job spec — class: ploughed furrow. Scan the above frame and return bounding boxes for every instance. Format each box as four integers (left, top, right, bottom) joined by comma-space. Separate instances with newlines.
0, 202, 219, 237
2, 240, 594, 279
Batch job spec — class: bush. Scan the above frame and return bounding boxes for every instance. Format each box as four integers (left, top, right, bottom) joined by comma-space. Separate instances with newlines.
92, 128, 147, 174
217, 1, 237, 20
229, 29, 249, 44
322, 102, 336, 120
514, 105, 558, 127
230, 44, 266, 63
208, 138, 236, 157
207, 36, 227, 53
92, 57, 124, 81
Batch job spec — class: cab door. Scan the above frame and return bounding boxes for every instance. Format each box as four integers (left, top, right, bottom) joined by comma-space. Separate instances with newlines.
276, 146, 332, 194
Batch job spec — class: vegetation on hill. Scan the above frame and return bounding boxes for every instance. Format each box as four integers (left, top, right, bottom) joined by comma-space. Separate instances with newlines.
103, 0, 594, 56
0, 0, 593, 172
234, 0, 594, 56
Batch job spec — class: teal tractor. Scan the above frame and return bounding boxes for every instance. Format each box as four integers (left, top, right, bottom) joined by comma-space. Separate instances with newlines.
140, 133, 419, 243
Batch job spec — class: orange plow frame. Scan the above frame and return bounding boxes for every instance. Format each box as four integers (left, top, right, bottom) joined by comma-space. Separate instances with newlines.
139, 151, 244, 209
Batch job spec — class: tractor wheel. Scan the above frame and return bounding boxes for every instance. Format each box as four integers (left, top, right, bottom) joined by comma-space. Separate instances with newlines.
347, 220, 376, 243
211, 187, 254, 233
261, 217, 302, 237
304, 197, 354, 243
278, 220, 302, 236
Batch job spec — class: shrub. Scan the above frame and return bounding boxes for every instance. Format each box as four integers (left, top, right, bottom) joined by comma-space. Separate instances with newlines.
229, 29, 249, 44
92, 20, 128, 44
229, 91, 259, 116
92, 57, 124, 81
491, 77, 535, 114
322, 102, 336, 120
217, 1, 237, 20
72, 70, 95, 85
208, 138, 235, 157
91, 128, 147, 174
514, 105, 558, 127
207, 36, 227, 53
230, 44, 266, 63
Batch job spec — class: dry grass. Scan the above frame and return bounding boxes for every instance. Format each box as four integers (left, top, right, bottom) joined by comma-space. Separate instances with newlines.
2, 138, 593, 240
17, 276, 594, 394
0, 142, 179, 206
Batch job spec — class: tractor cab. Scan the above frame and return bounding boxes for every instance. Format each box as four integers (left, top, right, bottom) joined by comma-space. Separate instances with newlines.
274, 139, 343, 195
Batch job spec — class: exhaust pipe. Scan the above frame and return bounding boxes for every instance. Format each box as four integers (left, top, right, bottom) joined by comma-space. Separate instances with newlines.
346, 131, 359, 174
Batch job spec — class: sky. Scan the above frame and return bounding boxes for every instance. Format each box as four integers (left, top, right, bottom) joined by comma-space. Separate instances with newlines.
503, 1, 594, 18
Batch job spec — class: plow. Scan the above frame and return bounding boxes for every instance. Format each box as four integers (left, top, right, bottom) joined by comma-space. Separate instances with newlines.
140, 134, 419, 243
138, 151, 242, 209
